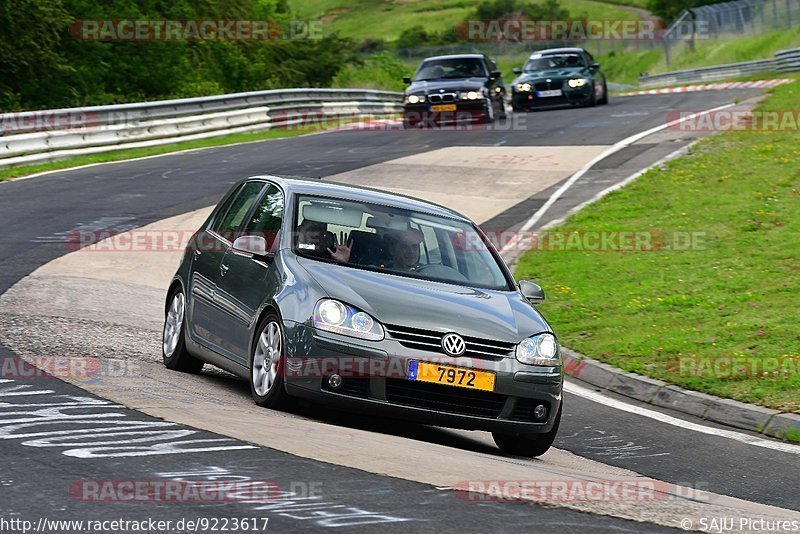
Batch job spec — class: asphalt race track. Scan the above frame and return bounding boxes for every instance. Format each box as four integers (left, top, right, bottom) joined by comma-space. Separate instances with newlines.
1, 90, 799, 533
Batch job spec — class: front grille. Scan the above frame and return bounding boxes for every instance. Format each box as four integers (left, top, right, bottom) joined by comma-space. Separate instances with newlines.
508, 398, 550, 422
385, 379, 506, 418
385, 324, 515, 360
428, 93, 457, 103
533, 81, 560, 91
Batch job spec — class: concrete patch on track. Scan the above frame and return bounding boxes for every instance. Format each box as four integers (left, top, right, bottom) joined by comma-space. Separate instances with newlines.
3, 165, 800, 528
330, 145, 609, 224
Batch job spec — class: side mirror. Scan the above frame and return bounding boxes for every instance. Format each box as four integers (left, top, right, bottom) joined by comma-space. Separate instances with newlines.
402, 76, 412, 84
518, 280, 545, 304
232, 235, 269, 259
490, 70, 502, 78
512, 67, 522, 74
590, 62, 601, 70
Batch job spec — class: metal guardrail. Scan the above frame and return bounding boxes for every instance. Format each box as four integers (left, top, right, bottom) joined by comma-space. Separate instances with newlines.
639, 47, 800, 87
775, 48, 800, 72
0, 89, 403, 170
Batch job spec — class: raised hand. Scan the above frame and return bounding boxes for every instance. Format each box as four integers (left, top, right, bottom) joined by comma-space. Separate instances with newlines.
327, 231, 353, 263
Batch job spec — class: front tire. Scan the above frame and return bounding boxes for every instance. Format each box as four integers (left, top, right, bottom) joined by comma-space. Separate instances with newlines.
598, 81, 609, 105
162, 289, 204, 373
250, 313, 290, 409
484, 100, 495, 124
586, 86, 597, 108
492, 405, 561, 457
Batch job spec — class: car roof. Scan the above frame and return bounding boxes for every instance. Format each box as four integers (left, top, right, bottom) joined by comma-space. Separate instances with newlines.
421, 54, 486, 62
530, 47, 586, 57
244, 175, 471, 221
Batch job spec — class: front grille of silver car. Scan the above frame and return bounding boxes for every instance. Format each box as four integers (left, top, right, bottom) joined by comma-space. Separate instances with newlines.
385, 324, 515, 360
428, 93, 456, 103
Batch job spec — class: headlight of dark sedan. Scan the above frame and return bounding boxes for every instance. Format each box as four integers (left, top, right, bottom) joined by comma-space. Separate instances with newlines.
458, 91, 484, 100
515, 83, 531, 92
313, 299, 385, 341
405, 94, 426, 104
515, 333, 560, 366
567, 78, 590, 88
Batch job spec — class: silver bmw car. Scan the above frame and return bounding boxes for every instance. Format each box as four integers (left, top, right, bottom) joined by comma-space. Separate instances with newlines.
162, 175, 562, 457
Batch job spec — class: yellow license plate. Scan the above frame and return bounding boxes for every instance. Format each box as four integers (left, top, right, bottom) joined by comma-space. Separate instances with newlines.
408, 361, 495, 392
430, 104, 457, 112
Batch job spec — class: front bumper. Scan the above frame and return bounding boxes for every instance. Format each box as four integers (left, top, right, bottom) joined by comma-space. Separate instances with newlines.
402, 101, 489, 126
282, 322, 563, 435
512, 85, 592, 110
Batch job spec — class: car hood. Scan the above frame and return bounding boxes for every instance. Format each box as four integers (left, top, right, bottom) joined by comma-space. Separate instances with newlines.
406, 78, 487, 95
297, 258, 550, 342
513, 67, 589, 84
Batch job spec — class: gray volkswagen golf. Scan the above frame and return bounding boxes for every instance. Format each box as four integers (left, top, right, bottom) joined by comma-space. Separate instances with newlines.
162, 176, 562, 456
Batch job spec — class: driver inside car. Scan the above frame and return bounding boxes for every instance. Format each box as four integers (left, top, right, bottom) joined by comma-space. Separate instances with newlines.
383, 228, 424, 271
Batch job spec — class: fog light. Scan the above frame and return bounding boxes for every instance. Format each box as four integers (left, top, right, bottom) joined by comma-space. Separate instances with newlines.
328, 374, 343, 389
534, 404, 547, 420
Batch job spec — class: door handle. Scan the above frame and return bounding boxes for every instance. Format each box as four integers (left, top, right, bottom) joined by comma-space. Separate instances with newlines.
220, 263, 229, 277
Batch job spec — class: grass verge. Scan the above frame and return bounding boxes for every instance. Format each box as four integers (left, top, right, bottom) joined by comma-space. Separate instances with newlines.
0, 124, 350, 182
514, 78, 800, 413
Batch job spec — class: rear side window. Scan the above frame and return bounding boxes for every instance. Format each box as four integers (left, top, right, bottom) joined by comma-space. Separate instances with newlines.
211, 181, 264, 240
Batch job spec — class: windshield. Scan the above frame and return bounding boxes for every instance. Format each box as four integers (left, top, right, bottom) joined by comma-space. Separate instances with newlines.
413, 58, 486, 81
524, 54, 585, 71
293, 195, 511, 291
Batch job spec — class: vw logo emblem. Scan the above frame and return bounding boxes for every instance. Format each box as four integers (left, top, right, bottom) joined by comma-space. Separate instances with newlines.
441, 333, 466, 357
546, 78, 552, 82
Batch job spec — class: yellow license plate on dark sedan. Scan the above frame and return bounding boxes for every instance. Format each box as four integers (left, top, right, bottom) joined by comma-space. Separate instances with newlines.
408, 361, 495, 391
430, 104, 457, 112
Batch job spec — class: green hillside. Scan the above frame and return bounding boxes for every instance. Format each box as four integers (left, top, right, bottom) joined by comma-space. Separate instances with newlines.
289, 0, 642, 42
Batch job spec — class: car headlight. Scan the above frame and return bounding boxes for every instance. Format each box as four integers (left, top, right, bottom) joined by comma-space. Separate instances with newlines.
516, 83, 531, 92
568, 78, 589, 88
459, 91, 483, 100
313, 299, 384, 341
405, 94, 425, 104
515, 333, 560, 366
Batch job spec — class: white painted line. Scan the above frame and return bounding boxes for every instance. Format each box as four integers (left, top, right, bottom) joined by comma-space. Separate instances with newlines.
536, 143, 695, 232
499, 102, 736, 255
565, 381, 800, 455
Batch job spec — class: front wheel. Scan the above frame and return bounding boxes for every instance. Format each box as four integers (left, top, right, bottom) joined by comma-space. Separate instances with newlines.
598, 81, 609, 105
492, 405, 561, 457
586, 86, 597, 108
162, 289, 204, 373
484, 100, 495, 123
250, 314, 290, 409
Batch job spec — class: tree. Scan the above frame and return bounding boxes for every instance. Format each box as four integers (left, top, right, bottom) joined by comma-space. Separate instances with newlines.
0, 0, 72, 109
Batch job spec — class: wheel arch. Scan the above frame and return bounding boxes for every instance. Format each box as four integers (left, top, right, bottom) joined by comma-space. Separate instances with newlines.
165, 276, 186, 313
